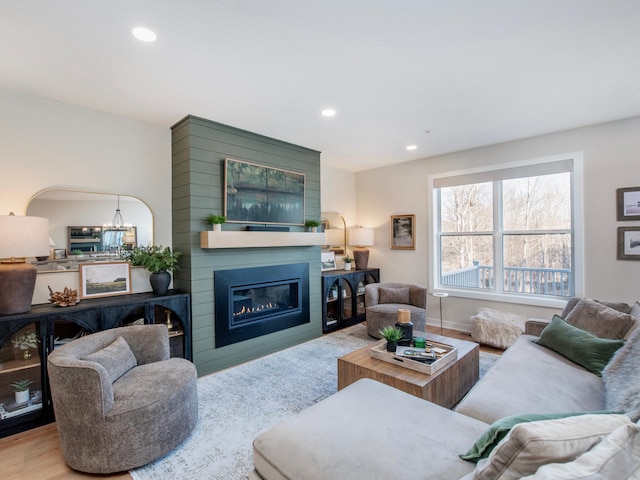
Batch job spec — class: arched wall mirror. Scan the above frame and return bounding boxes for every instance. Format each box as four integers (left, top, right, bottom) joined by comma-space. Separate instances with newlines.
26, 190, 153, 271
321, 211, 346, 255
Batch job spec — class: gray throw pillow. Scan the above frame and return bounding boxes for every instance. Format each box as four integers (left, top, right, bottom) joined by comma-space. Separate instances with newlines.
603, 327, 640, 421
560, 297, 631, 320
564, 298, 635, 339
378, 286, 410, 305
83, 336, 137, 383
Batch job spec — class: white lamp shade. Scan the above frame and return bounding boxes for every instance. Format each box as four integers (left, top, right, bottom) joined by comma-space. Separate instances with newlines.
348, 227, 374, 247
0, 215, 50, 258
325, 228, 344, 247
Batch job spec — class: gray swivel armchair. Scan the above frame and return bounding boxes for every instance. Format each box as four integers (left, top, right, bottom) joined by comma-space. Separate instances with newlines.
47, 324, 198, 474
365, 282, 428, 338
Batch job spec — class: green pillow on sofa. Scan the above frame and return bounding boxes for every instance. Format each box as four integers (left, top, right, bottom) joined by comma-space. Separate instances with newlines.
533, 315, 625, 376
460, 411, 615, 463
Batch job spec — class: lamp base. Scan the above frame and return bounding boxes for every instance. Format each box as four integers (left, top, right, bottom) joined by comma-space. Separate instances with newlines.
353, 249, 370, 270
0, 261, 37, 315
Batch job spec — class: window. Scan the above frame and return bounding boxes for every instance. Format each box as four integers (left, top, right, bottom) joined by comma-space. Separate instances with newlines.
430, 154, 583, 304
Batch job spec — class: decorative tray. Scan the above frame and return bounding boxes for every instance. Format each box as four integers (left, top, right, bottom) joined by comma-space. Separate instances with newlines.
370, 340, 458, 375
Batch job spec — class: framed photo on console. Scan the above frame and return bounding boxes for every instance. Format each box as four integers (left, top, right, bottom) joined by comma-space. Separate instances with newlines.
321, 252, 336, 271
79, 261, 132, 299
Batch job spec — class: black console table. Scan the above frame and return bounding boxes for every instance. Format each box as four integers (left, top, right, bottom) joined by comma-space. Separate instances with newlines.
0, 290, 191, 438
322, 268, 380, 333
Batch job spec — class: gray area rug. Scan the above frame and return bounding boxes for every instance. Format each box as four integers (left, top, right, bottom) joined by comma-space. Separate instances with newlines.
131, 324, 499, 480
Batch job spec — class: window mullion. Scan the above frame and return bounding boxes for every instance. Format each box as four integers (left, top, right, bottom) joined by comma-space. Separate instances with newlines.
495, 180, 503, 294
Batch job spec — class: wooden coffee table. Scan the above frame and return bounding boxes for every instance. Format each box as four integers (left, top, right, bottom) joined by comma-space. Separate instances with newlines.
337, 333, 479, 409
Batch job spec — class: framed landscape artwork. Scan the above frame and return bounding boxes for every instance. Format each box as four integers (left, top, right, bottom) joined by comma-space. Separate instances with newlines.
390, 214, 415, 250
224, 158, 306, 225
616, 186, 640, 221
617, 227, 640, 261
79, 261, 132, 299
321, 252, 336, 271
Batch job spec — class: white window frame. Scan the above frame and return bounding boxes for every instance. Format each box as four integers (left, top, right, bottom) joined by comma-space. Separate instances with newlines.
428, 152, 584, 308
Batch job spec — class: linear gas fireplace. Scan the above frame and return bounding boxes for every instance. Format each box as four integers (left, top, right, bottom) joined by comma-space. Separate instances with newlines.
214, 263, 310, 348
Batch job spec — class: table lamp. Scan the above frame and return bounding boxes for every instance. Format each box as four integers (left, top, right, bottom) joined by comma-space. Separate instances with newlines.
0, 213, 50, 314
348, 226, 374, 270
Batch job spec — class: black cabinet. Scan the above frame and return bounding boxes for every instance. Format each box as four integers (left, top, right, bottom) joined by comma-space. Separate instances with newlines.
0, 290, 191, 438
321, 268, 379, 333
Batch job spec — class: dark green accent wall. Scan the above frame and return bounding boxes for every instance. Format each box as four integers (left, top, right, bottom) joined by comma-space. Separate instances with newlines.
171, 115, 322, 376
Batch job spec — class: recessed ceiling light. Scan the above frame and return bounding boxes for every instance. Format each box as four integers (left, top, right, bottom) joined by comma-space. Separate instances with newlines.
132, 27, 157, 42
321, 109, 336, 117
406, 145, 418, 151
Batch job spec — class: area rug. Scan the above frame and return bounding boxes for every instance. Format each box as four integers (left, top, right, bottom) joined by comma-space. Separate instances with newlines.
131, 324, 499, 480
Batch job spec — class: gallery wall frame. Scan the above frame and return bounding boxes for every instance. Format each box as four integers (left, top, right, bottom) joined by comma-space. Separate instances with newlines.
390, 214, 416, 250
616, 186, 640, 221
79, 261, 132, 299
224, 158, 306, 225
617, 227, 640, 261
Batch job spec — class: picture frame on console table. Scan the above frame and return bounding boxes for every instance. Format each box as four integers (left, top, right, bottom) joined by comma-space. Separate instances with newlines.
321, 252, 336, 271
53, 248, 67, 260
390, 214, 415, 250
79, 261, 132, 299
617, 227, 640, 260
616, 186, 640, 221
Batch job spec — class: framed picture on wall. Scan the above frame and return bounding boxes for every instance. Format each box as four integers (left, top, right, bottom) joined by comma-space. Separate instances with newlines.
79, 261, 132, 299
616, 186, 640, 221
617, 227, 640, 260
390, 214, 415, 250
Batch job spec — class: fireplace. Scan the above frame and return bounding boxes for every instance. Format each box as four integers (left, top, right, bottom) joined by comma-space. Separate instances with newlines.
214, 263, 310, 347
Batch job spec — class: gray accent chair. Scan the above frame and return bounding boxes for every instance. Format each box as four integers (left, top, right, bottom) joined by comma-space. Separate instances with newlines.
47, 324, 198, 474
365, 282, 427, 338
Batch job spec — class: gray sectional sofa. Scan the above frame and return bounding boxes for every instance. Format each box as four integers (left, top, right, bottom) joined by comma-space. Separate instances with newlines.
250, 298, 640, 480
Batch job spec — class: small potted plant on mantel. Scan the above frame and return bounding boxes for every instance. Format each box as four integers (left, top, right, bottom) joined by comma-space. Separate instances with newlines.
342, 254, 355, 271
206, 214, 227, 232
11, 379, 33, 404
304, 219, 321, 232
378, 325, 405, 352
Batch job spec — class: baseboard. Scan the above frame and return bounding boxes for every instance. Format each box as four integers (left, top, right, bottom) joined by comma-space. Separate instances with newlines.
425, 317, 472, 334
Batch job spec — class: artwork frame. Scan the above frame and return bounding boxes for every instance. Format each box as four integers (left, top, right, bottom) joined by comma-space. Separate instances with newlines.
617, 227, 640, 260
616, 186, 640, 221
53, 248, 67, 260
224, 158, 306, 225
79, 261, 132, 299
390, 214, 416, 250
321, 252, 337, 271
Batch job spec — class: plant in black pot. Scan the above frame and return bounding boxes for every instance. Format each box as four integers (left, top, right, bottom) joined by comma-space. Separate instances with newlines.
123, 245, 181, 295
378, 325, 405, 352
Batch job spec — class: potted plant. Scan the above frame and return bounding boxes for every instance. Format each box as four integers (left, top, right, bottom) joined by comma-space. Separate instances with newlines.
207, 214, 227, 231
12, 332, 39, 360
304, 219, 321, 232
11, 379, 33, 404
124, 245, 181, 295
342, 254, 354, 271
378, 325, 405, 352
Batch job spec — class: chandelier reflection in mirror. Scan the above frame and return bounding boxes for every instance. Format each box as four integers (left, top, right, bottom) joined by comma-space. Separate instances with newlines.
104, 196, 131, 231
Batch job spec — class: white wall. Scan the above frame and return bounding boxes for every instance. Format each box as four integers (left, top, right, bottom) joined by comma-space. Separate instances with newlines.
351, 116, 640, 331
0, 88, 171, 302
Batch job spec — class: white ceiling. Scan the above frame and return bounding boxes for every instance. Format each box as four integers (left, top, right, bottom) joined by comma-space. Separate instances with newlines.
2, 1, 640, 172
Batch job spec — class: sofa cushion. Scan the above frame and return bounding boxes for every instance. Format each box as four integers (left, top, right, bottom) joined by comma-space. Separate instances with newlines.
472, 414, 631, 480
460, 411, 614, 463
560, 298, 631, 319
602, 327, 640, 421
83, 336, 137, 383
253, 379, 487, 480
455, 335, 607, 424
534, 316, 625, 376
521, 422, 640, 479
378, 286, 410, 304
564, 298, 635, 339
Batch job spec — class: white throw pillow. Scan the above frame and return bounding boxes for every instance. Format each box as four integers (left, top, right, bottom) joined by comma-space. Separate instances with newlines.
473, 414, 631, 480
521, 423, 640, 479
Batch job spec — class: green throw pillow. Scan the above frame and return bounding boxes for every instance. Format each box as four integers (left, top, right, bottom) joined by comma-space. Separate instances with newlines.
460, 411, 616, 463
533, 315, 625, 376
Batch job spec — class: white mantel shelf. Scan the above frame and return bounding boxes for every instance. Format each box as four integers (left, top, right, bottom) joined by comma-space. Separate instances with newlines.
200, 231, 326, 249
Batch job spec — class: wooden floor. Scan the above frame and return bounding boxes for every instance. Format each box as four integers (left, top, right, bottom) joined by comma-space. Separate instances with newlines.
0, 325, 500, 479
